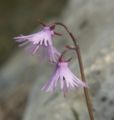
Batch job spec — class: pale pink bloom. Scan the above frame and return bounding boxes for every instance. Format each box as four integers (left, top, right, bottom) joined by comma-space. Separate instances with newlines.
42, 61, 87, 94
14, 26, 60, 62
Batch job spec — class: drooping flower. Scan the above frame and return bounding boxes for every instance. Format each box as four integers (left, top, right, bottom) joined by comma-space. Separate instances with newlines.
42, 60, 87, 94
14, 25, 60, 62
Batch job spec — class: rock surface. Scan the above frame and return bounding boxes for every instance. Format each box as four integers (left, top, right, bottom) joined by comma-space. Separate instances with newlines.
0, 1, 67, 119
23, 0, 114, 120
0, 0, 114, 120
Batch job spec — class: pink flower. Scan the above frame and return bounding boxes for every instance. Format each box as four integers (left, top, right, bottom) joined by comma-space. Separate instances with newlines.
42, 61, 87, 94
14, 26, 60, 62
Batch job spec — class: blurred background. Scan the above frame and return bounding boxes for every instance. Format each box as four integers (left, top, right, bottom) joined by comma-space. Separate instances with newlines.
0, 0, 114, 120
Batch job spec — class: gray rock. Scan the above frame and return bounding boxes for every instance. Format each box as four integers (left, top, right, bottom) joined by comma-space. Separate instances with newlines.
1, 0, 114, 120
23, 0, 114, 120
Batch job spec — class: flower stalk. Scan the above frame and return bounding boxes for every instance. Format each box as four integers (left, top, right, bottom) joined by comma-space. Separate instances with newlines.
15, 20, 95, 120
55, 22, 95, 120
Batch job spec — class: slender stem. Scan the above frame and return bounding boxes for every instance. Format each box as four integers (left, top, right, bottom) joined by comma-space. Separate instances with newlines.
37, 20, 46, 27
55, 22, 94, 120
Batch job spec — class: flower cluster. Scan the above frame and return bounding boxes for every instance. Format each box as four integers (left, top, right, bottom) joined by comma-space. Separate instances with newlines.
14, 23, 87, 95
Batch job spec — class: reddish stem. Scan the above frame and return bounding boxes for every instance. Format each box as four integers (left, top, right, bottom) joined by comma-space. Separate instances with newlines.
54, 32, 62, 36
55, 22, 95, 120
38, 20, 46, 27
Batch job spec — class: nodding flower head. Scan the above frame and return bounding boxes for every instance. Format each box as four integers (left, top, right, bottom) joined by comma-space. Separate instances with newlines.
42, 57, 87, 95
14, 25, 60, 62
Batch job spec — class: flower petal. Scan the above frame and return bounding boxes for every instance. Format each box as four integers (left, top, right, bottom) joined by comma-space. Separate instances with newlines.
41, 70, 59, 92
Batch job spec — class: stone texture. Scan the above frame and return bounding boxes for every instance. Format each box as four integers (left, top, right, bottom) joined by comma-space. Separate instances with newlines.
23, 0, 114, 120
0, 0, 114, 120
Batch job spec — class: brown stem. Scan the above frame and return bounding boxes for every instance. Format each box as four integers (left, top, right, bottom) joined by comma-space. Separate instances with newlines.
58, 48, 69, 62
37, 20, 46, 27
55, 22, 94, 120
54, 32, 62, 36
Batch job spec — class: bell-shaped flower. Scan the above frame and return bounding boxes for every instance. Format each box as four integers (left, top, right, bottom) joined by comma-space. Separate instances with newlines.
42, 59, 87, 94
14, 25, 60, 62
